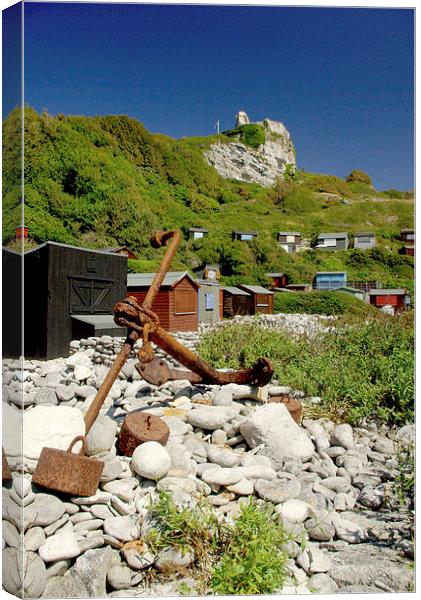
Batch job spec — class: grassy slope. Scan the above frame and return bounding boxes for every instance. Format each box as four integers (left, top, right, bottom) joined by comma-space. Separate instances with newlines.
2, 107, 414, 290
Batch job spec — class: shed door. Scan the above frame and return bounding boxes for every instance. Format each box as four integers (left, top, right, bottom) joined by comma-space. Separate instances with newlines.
174, 289, 196, 314
69, 276, 112, 314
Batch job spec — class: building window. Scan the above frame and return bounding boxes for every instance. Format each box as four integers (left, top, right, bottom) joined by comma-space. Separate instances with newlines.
286, 235, 295, 243
406, 234, 415, 241
324, 239, 336, 247
240, 234, 254, 241
205, 293, 214, 310
193, 231, 204, 239
357, 237, 372, 243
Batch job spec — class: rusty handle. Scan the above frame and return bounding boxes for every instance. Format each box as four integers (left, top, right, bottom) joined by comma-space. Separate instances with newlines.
143, 230, 181, 310
84, 231, 180, 433
150, 325, 273, 386
83, 329, 138, 432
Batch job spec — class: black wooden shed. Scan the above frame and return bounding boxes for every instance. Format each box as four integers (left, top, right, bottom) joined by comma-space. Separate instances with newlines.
24, 242, 127, 359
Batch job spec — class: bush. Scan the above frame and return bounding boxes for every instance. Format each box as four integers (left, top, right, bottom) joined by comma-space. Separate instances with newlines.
145, 493, 290, 595
273, 291, 375, 316
223, 123, 266, 149
211, 500, 289, 595
197, 314, 414, 425
346, 169, 372, 186
301, 173, 352, 197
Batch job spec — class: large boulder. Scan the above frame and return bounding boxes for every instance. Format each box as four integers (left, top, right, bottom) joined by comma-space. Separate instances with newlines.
240, 403, 314, 468
21, 406, 85, 472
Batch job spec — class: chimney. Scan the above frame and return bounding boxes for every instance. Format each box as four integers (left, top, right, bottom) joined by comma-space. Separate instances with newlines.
16, 225, 28, 240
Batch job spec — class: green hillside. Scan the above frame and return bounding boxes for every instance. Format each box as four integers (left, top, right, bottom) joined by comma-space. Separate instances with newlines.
2, 107, 414, 291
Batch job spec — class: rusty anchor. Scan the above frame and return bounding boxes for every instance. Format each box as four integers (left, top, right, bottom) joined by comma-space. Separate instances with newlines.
112, 230, 274, 388
32, 229, 273, 496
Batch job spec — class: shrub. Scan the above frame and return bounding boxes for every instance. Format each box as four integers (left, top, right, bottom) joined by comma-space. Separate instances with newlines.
223, 123, 266, 149
198, 314, 414, 425
273, 291, 375, 316
346, 169, 372, 186
145, 493, 290, 595
301, 173, 352, 196
211, 500, 289, 595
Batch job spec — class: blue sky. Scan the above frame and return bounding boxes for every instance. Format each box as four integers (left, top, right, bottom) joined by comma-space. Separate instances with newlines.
20, 2, 414, 190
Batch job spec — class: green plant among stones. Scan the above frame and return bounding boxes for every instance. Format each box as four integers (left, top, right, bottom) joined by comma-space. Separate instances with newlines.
211, 500, 289, 595
145, 493, 291, 595
392, 443, 415, 509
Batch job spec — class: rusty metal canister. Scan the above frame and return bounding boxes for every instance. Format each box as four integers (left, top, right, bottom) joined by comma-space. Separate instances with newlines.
32, 436, 104, 497
118, 413, 170, 456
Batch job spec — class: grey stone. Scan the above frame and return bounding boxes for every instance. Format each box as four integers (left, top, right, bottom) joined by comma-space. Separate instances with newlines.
202, 467, 243, 486
45, 560, 72, 579
331, 514, 367, 544
43, 546, 117, 598
277, 499, 308, 523
240, 404, 314, 468
154, 546, 194, 570
55, 384, 77, 402
358, 486, 385, 509
325, 446, 346, 459
308, 573, 339, 593
226, 478, 254, 496
254, 478, 301, 503
157, 477, 197, 495
107, 564, 133, 590
34, 386, 58, 405
44, 514, 70, 536
207, 445, 241, 468
2, 547, 47, 598
330, 424, 354, 450
103, 516, 141, 542
122, 546, 155, 570
24, 493, 66, 529
373, 436, 395, 455
305, 517, 335, 541
3, 520, 21, 548
39, 530, 81, 562
320, 476, 352, 493
186, 406, 238, 430
131, 441, 171, 481
85, 414, 117, 455
211, 429, 228, 445
24, 526, 46, 551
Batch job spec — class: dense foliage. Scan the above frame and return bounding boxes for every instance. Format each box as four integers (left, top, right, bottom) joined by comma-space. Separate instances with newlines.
346, 169, 373, 186
197, 313, 414, 425
3, 107, 414, 288
145, 493, 290, 595
273, 290, 378, 316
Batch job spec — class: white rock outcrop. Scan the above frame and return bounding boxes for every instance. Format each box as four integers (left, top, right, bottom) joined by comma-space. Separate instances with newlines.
204, 112, 296, 187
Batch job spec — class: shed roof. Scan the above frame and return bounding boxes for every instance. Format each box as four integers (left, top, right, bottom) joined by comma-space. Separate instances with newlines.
401, 228, 414, 233
102, 246, 138, 258
71, 315, 124, 329
278, 232, 301, 236
232, 230, 258, 235
221, 286, 250, 296
239, 284, 274, 295
266, 272, 285, 277
317, 232, 348, 239
368, 288, 406, 296
335, 286, 364, 294
127, 271, 198, 289
196, 279, 219, 287
315, 271, 347, 276
24, 241, 128, 258
189, 227, 208, 232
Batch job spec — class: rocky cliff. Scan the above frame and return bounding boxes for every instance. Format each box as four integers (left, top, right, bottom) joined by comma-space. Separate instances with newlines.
204, 111, 296, 187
